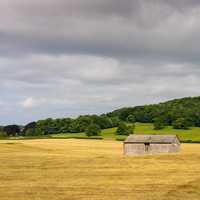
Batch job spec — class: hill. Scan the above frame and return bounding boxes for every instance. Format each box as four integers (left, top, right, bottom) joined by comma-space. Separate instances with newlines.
2, 96, 200, 138
107, 96, 200, 126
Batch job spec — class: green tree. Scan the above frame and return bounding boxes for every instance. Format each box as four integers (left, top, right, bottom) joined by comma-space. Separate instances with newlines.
127, 115, 136, 123
24, 128, 35, 136
116, 122, 134, 135
76, 116, 93, 132
92, 115, 113, 129
127, 124, 134, 135
85, 124, 101, 137
110, 116, 121, 127
153, 117, 165, 130
172, 118, 190, 130
107, 96, 200, 127
23, 122, 37, 136
59, 118, 73, 133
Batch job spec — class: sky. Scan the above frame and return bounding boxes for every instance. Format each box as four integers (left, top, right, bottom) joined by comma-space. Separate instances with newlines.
1, 0, 200, 125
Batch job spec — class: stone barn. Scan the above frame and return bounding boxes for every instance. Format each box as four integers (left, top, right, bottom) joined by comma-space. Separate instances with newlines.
123, 135, 180, 155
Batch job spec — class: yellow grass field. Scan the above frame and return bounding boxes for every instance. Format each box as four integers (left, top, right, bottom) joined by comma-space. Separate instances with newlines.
0, 139, 200, 200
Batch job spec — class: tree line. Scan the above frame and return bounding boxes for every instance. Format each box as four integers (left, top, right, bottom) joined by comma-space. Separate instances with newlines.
1, 115, 127, 137
107, 96, 200, 130
1, 114, 134, 137
1, 96, 200, 137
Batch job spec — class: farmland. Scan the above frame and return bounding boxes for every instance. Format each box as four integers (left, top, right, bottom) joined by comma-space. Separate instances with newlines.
0, 139, 200, 200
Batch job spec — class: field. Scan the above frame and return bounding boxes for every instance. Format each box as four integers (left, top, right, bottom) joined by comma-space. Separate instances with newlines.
0, 139, 200, 200
52, 123, 200, 142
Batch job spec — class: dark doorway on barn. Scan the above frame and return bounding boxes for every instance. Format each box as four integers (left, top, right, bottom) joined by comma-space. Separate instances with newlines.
144, 143, 150, 152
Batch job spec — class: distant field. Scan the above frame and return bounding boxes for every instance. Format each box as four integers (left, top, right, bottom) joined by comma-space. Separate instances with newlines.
0, 139, 200, 200
135, 123, 200, 142
51, 123, 200, 142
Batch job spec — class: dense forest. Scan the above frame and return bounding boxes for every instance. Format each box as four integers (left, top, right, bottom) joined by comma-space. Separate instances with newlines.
108, 96, 200, 128
1, 96, 200, 137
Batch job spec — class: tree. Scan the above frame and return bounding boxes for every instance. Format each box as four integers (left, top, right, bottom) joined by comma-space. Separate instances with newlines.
91, 115, 113, 129
127, 125, 134, 135
153, 118, 165, 130
172, 118, 190, 130
127, 115, 136, 123
75, 116, 93, 132
35, 120, 47, 135
116, 122, 134, 135
85, 124, 101, 137
107, 96, 200, 127
68, 120, 80, 133
3, 125, 21, 136
110, 116, 121, 127
23, 122, 37, 136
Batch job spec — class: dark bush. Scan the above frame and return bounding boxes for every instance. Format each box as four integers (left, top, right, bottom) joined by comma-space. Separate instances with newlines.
3, 125, 20, 136
23, 122, 37, 136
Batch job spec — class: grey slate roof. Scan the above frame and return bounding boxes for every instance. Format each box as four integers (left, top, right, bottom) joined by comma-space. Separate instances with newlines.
124, 135, 179, 144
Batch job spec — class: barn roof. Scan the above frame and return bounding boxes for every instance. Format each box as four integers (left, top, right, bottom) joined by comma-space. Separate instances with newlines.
124, 135, 179, 144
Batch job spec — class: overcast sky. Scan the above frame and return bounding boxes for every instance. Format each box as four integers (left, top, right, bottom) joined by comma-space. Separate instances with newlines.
1, 0, 200, 125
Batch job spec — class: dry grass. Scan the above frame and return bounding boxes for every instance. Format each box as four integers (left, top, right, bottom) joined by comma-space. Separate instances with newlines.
0, 139, 200, 200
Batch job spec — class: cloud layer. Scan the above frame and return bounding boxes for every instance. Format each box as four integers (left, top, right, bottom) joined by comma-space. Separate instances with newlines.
1, 0, 200, 124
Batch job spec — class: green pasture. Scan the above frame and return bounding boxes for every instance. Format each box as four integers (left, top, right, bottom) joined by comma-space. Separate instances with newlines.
51, 123, 200, 142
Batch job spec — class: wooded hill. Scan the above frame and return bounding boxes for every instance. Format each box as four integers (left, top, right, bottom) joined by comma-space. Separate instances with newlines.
108, 96, 200, 127
2, 96, 200, 137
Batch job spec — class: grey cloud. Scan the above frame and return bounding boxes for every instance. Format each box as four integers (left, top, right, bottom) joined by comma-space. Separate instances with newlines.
0, 0, 200, 62
1, 0, 200, 124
